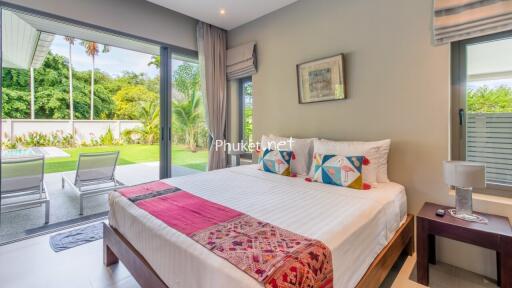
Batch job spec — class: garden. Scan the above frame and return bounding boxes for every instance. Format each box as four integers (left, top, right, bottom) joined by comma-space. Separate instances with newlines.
2, 45, 209, 172
467, 85, 512, 112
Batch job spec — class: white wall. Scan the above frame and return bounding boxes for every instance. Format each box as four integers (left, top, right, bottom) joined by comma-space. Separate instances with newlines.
2, 0, 197, 51
228, 0, 512, 279
2, 119, 142, 143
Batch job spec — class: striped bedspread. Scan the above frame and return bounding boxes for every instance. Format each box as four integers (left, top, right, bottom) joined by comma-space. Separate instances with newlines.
118, 181, 333, 288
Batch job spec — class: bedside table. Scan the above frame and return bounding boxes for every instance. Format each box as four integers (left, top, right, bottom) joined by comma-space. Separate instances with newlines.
228, 150, 253, 167
416, 202, 512, 287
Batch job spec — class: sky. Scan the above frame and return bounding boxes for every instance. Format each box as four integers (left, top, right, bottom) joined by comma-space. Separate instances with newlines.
467, 79, 512, 90
50, 35, 160, 78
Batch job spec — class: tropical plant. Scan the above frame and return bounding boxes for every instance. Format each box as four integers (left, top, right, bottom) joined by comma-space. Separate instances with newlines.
139, 101, 160, 144
2, 88, 30, 118
123, 100, 160, 145
467, 85, 512, 113
113, 85, 158, 120
148, 55, 160, 69
19, 131, 50, 147
60, 133, 75, 147
173, 92, 202, 152
80, 41, 111, 119
172, 63, 204, 152
242, 81, 253, 142
2, 140, 17, 149
121, 129, 139, 144
2, 67, 30, 118
243, 107, 253, 142
173, 63, 201, 99
12, 130, 76, 148
2, 53, 141, 120
100, 127, 116, 146
2, 133, 17, 149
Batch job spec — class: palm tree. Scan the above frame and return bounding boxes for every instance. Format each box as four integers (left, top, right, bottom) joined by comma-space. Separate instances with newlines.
64, 36, 75, 120
148, 55, 160, 69
123, 100, 160, 144
172, 63, 202, 152
80, 41, 110, 120
138, 101, 160, 144
173, 91, 202, 152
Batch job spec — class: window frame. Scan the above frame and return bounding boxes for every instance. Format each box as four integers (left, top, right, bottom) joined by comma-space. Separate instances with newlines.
238, 76, 253, 160
451, 30, 512, 193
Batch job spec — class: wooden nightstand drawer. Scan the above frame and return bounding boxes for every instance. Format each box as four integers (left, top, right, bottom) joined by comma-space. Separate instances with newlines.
423, 219, 501, 249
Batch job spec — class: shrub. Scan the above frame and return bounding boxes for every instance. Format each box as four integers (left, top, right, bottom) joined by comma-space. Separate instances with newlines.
2, 139, 17, 149
100, 127, 115, 146
88, 133, 101, 146
61, 133, 76, 148
21, 131, 50, 147
122, 129, 142, 144
467, 85, 512, 113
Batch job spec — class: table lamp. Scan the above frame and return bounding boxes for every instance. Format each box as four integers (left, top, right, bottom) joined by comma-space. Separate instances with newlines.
443, 161, 487, 223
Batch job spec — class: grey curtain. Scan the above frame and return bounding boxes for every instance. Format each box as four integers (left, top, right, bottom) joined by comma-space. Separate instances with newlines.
433, 0, 512, 45
197, 22, 228, 171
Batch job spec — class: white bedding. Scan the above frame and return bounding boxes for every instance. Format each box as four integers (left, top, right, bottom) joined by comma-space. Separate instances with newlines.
108, 165, 407, 288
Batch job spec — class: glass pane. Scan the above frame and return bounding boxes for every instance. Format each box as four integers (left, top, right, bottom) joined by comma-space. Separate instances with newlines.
242, 79, 253, 144
1, 8, 160, 243
170, 56, 208, 173
466, 37, 512, 185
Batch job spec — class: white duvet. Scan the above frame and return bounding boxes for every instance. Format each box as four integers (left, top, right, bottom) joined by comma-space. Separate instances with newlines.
109, 165, 407, 288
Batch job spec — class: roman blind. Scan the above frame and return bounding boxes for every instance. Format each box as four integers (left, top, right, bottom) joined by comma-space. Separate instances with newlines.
433, 0, 512, 45
226, 42, 256, 80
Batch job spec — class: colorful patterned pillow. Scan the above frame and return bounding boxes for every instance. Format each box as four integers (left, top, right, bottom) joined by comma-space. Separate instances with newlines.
258, 148, 293, 176
312, 153, 371, 190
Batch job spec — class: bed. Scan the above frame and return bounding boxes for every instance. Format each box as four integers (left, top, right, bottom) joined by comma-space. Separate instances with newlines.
105, 165, 413, 288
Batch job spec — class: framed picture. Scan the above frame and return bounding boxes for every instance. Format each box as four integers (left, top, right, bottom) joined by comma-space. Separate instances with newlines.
296, 54, 346, 104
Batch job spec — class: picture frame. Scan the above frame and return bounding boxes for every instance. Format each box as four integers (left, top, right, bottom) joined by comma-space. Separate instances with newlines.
296, 54, 346, 104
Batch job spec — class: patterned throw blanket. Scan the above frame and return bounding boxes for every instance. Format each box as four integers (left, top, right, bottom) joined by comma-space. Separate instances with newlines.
118, 181, 333, 288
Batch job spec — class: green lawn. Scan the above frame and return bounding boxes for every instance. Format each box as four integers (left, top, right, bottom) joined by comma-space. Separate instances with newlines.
45, 144, 208, 173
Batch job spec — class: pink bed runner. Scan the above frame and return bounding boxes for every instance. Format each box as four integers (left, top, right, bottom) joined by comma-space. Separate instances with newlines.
118, 181, 333, 288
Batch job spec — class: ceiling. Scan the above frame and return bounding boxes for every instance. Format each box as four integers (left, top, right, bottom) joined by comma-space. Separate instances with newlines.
146, 0, 299, 30
468, 38, 512, 81
13, 9, 160, 56
2, 10, 54, 69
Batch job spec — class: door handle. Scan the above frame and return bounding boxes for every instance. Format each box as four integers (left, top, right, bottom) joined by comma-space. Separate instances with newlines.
458, 108, 465, 126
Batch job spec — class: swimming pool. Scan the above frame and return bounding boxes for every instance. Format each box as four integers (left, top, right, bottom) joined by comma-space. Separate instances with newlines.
1, 147, 70, 159
1, 148, 42, 158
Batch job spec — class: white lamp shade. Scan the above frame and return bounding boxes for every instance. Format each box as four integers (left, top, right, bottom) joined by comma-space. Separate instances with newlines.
443, 161, 486, 188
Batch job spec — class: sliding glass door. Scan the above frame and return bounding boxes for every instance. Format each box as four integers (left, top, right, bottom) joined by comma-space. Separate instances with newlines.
0, 4, 200, 244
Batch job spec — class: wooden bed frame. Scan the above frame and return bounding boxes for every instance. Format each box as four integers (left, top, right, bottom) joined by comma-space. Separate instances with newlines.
103, 214, 414, 288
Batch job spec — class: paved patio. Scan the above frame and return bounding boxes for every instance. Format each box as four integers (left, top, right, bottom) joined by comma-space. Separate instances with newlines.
0, 162, 202, 243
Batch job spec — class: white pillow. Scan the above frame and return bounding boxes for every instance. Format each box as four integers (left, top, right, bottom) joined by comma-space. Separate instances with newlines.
375, 140, 391, 182
347, 139, 390, 183
260, 135, 315, 176
310, 139, 391, 184
311, 139, 377, 184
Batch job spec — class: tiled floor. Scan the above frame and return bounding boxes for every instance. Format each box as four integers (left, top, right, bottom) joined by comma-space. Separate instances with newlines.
389, 254, 498, 288
0, 222, 137, 288
0, 222, 499, 288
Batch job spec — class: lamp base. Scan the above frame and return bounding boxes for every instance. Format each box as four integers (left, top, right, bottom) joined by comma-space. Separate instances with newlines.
455, 187, 473, 216
448, 209, 488, 224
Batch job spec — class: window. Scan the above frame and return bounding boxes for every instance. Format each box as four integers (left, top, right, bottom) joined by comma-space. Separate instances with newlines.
239, 77, 253, 150
452, 31, 512, 190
